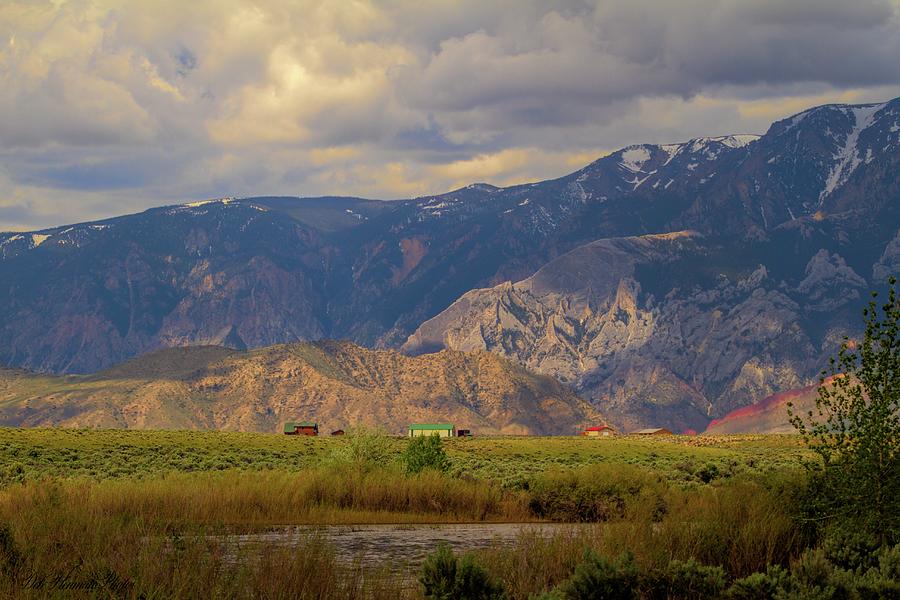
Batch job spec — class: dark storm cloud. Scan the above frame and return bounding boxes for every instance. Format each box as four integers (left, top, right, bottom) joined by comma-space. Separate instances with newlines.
394, 0, 900, 141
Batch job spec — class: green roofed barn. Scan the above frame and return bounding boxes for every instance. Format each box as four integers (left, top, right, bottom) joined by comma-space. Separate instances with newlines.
408, 423, 455, 438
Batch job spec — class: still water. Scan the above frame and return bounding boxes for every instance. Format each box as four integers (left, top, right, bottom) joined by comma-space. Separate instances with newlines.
221, 523, 581, 569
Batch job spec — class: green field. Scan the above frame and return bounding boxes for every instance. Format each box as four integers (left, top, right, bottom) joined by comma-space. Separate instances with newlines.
0, 427, 810, 487
3, 428, 894, 599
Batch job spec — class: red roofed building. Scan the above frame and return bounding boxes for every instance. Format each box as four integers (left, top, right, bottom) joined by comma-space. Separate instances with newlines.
582, 425, 616, 437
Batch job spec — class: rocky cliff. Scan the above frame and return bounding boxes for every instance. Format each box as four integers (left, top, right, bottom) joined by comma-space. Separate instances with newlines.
403, 229, 877, 432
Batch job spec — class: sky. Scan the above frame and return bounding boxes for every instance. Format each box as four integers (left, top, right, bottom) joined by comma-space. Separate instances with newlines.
2, 0, 900, 231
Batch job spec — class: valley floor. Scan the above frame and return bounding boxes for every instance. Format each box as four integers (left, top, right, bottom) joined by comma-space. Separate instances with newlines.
0, 428, 809, 488
0, 429, 842, 599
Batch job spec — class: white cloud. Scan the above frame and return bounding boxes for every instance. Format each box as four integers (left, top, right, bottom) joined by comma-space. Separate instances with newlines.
1, 0, 900, 230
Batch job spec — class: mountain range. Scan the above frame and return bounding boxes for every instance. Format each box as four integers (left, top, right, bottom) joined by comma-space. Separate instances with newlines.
0, 341, 598, 435
2, 97, 899, 431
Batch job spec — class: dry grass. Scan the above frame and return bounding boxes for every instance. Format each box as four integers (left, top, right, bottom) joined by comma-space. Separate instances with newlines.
476, 471, 810, 599
0, 468, 531, 530
0, 433, 815, 598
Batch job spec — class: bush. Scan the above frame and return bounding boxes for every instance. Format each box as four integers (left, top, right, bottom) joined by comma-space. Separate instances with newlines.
419, 544, 504, 600
404, 435, 451, 475
726, 565, 790, 599
649, 558, 727, 599
324, 426, 395, 474
822, 530, 882, 572
556, 550, 639, 600
723, 543, 900, 600
527, 465, 664, 523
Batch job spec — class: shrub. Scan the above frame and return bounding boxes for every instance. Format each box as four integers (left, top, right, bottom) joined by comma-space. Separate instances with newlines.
822, 529, 882, 572
649, 558, 727, 599
404, 435, 451, 475
697, 463, 721, 484
419, 544, 504, 600
527, 464, 664, 523
726, 565, 790, 599
556, 550, 639, 600
323, 426, 395, 474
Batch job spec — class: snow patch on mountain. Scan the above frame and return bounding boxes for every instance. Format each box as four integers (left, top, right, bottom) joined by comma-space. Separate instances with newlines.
818, 103, 886, 203
660, 143, 683, 165
718, 134, 761, 148
619, 146, 651, 172
0, 235, 22, 248
686, 135, 760, 161
185, 197, 236, 208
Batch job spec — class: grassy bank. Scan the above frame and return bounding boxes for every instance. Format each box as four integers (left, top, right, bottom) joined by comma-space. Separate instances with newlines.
0, 427, 810, 486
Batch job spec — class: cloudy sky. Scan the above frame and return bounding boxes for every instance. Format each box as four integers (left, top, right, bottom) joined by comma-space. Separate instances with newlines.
2, 0, 900, 231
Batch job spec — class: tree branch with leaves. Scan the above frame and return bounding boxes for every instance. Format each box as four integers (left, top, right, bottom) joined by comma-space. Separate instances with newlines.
788, 277, 900, 543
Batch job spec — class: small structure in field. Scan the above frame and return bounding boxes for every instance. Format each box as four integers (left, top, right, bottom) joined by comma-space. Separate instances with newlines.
284, 421, 318, 436
582, 425, 616, 437
631, 427, 673, 436
408, 423, 455, 438
331, 429, 345, 436
457, 429, 472, 437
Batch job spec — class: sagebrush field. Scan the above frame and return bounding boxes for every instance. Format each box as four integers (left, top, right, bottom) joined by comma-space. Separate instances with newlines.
0, 427, 808, 487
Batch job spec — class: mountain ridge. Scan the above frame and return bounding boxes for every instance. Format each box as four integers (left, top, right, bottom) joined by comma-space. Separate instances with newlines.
0, 341, 602, 435
1, 97, 898, 430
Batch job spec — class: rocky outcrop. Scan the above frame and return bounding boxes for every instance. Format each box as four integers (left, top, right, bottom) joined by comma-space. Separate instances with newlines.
404, 232, 874, 432
797, 250, 866, 312
873, 231, 900, 282
0, 341, 602, 435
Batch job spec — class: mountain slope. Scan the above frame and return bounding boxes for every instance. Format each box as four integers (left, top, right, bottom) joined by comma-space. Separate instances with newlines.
403, 226, 878, 432
703, 376, 843, 435
0, 97, 898, 430
0, 341, 601, 435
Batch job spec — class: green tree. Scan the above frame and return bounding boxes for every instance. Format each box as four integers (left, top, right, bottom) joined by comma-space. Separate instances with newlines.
404, 434, 450, 475
788, 278, 900, 543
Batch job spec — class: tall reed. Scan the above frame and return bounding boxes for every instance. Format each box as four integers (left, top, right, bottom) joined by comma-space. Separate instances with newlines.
0, 467, 531, 531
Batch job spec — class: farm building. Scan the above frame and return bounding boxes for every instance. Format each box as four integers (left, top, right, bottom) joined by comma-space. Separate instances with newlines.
457, 429, 472, 437
331, 429, 345, 436
582, 425, 616, 437
408, 423, 455, 438
631, 427, 673, 436
284, 421, 318, 436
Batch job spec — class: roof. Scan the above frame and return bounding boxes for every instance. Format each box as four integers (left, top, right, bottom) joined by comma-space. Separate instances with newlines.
633, 428, 671, 434
585, 425, 614, 431
408, 423, 454, 430
284, 421, 317, 432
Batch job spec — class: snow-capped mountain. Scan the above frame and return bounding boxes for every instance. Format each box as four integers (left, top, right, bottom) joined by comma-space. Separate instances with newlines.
1, 97, 899, 430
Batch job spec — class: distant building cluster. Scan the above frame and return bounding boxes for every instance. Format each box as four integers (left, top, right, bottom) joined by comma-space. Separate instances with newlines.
282, 421, 675, 437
